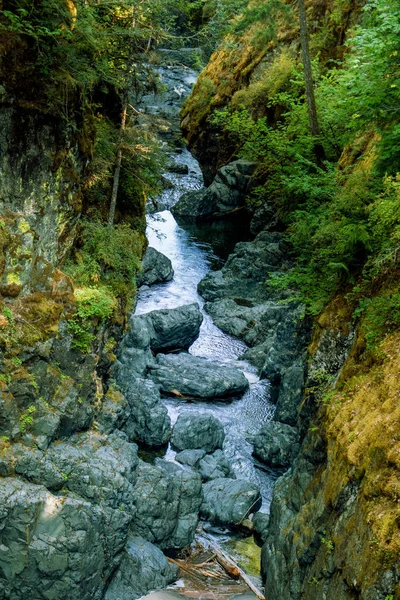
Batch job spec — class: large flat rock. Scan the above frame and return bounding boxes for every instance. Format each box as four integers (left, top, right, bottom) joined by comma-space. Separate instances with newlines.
148, 353, 249, 399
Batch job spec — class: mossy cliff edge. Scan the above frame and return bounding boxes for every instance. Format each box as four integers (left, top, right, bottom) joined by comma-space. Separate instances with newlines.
182, 0, 400, 597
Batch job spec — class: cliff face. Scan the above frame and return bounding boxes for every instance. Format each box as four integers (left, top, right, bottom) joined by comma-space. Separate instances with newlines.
263, 296, 400, 599
181, 0, 400, 598
181, 0, 362, 183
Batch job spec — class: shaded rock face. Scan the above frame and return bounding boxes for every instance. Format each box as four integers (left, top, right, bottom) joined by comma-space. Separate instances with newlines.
200, 478, 262, 526
131, 460, 203, 550
99, 375, 171, 448
148, 352, 249, 399
171, 159, 256, 221
198, 230, 309, 412
253, 422, 299, 469
104, 537, 178, 600
118, 303, 203, 376
171, 412, 225, 453
138, 247, 174, 287
261, 316, 400, 599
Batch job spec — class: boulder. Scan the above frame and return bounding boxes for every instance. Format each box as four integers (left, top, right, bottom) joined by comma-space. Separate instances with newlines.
131, 460, 202, 549
201, 478, 262, 526
171, 160, 256, 222
0, 477, 130, 600
103, 374, 171, 448
138, 247, 174, 287
104, 537, 178, 600
198, 449, 235, 481
117, 304, 203, 374
175, 449, 206, 467
252, 422, 299, 468
273, 365, 305, 426
171, 412, 225, 453
148, 353, 249, 399
146, 303, 203, 352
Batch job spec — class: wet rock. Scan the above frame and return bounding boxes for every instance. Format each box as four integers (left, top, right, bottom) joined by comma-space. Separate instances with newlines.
0, 477, 127, 600
175, 448, 206, 467
104, 374, 171, 447
148, 353, 249, 398
172, 160, 256, 221
166, 159, 189, 174
146, 303, 203, 352
253, 511, 270, 543
171, 412, 225, 453
201, 478, 262, 526
131, 460, 202, 549
138, 247, 174, 287
253, 422, 299, 468
198, 449, 236, 481
117, 304, 203, 374
273, 365, 305, 426
104, 536, 178, 600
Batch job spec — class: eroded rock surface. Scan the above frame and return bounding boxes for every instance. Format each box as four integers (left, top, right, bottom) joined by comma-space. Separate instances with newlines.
138, 247, 174, 287
171, 412, 225, 453
148, 353, 249, 398
201, 478, 262, 526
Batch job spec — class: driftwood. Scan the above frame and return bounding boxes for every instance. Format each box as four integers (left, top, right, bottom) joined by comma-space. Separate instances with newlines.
198, 534, 266, 600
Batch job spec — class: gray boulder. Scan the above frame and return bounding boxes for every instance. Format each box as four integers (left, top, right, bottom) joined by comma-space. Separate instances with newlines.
131, 460, 202, 549
117, 303, 203, 374
146, 303, 203, 352
198, 449, 235, 481
274, 365, 305, 426
253, 422, 299, 468
138, 247, 174, 287
103, 375, 171, 448
0, 477, 128, 600
104, 537, 178, 600
172, 160, 256, 221
201, 478, 262, 526
175, 449, 206, 467
171, 412, 225, 453
148, 353, 249, 399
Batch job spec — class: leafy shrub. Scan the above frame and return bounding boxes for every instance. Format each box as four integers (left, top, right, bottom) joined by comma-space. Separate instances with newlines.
67, 286, 117, 353
65, 221, 143, 298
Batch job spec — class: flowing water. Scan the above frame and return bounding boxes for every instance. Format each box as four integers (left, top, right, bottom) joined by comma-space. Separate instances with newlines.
135, 55, 278, 596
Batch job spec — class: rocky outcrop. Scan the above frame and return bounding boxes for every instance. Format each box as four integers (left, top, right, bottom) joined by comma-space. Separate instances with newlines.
171, 159, 256, 221
104, 537, 178, 600
198, 229, 309, 410
253, 422, 299, 469
99, 376, 171, 447
200, 478, 262, 526
148, 352, 249, 398
131, 459, 203, 549
197, 449, 236, 481
261, 298, 400, 599
138, 247, 174, 287
171, 412, 225, 453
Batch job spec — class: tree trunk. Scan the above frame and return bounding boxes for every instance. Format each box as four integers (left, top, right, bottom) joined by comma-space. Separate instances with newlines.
297, 0, 325, 163
108, 102, 127, 226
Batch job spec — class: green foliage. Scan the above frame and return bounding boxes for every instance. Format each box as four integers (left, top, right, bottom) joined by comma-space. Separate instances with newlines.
67, 286, 117, 353
19, 405, 37, 433
65, 221, 142, 298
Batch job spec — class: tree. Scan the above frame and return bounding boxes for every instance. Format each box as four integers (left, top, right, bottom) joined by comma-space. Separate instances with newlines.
297, 0, 325, 163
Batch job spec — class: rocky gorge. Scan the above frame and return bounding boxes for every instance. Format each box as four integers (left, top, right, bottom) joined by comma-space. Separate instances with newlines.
1, 0, 399, 598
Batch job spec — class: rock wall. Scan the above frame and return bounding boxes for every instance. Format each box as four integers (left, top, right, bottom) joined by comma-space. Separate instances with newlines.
262, 298, 400, 599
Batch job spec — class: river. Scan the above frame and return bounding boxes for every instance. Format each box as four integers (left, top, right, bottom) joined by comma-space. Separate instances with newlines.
134, 54, 278, 597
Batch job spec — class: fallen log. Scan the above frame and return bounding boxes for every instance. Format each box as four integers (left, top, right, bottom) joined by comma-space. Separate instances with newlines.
198, 534, 266, 600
